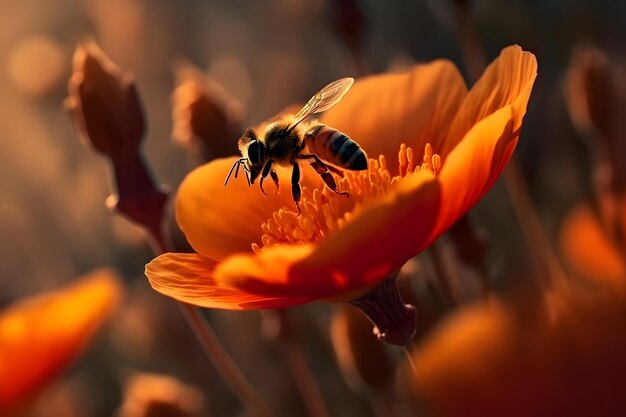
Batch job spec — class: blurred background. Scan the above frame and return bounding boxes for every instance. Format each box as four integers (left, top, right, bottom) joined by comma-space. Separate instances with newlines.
1, 0, 626, 416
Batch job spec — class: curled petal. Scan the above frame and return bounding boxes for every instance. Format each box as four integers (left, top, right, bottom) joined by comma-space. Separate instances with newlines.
321, 60, 467, 170
216, 172, 440, 299
444, 45, 537, 157
0, 269, 122, 410
146, 252, 313, 309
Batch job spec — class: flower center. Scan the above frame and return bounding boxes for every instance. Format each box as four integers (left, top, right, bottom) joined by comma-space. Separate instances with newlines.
252, 143, 441, 253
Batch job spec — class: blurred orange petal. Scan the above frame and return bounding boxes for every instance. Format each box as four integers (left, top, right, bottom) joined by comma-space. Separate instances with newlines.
559, 203, 626, 289
146, 252, 313, 309
0, 269, 122, 410
407, 283, 626, 417
321, 59, 467, 166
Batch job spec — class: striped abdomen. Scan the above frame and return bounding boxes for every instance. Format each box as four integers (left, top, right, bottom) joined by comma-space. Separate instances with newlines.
305, 125, 367, 170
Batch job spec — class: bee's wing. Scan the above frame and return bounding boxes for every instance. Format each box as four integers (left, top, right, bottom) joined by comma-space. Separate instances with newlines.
288, 77, 354, 130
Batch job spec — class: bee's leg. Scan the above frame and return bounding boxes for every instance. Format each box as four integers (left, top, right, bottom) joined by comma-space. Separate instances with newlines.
243, 165, 251, 187
326, 164, 345, 178
292, 163, 302, 216
270, 169, 280, 193
298, 154, 349, 197
259, 159, 274, 195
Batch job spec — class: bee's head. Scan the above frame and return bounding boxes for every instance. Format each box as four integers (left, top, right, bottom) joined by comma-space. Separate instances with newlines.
239, 127, 265, 162
247, 138, 265, 166
245, 136, 266, 184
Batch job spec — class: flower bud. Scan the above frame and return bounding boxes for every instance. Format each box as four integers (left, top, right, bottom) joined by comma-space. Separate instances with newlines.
117, 373, 205, 417
564, 45, 626, 192
565, 45, 614, 144
330, 306, 395, 392
172, 62, 243, 162
66, 41, 145, 159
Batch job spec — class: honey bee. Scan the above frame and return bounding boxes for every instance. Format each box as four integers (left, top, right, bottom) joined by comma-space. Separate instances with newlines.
224, 77, 367, 215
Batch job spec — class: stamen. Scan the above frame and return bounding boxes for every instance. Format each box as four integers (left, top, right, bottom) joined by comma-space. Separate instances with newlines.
254, 143, 442, 251
416, 142, 441, 176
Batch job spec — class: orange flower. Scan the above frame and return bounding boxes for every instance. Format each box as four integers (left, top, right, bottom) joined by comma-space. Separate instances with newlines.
404, 281, 626, 417
146, 45, 536, 309
0, 269, 122, 411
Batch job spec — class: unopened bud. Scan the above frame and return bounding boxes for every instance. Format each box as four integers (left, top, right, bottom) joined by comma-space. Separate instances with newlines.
565, 45, 626, 193
67, 42, 168, 251
565, 45, 614, 143
330, 306, 395, 392
172, 62, 243, 162
117, 373, 205, 417
66, 41, 145, 158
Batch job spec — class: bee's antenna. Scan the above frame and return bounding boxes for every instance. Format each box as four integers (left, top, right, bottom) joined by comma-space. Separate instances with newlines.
224, 159, 245, 187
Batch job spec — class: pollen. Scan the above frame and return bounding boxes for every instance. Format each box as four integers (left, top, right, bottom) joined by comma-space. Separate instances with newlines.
252, 143, 441, 253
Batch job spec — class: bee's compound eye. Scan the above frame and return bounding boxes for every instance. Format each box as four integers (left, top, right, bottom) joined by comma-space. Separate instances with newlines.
247, 140, 265, 165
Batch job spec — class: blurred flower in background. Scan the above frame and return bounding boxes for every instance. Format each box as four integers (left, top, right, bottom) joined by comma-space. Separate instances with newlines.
0, 269, 122, 413
116, 372, 206, 417
405, 274, 626, 417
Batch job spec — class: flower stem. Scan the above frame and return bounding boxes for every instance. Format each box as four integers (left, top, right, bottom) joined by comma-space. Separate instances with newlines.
282, 341, 331, 417
452, 3, 486, 83
449, 216, 492, 301
262, 310, 330, 417
373, 391, 397, 417
178, 303, 273, 417
503, 159, 568, 287
429, 243, 459, 307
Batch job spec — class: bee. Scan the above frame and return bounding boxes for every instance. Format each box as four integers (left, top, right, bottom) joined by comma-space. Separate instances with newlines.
224, 77, 367, 215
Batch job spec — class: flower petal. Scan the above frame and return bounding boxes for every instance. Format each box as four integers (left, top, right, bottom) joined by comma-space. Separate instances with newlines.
0, 269, 122, 410
215, 172, 440, 299
559, 203, 626, 290
444, 45, 537, 158
321, 60, 467, 169
176, 157, 319, 261
145, 252, 313, 309
432, 105, 515, 239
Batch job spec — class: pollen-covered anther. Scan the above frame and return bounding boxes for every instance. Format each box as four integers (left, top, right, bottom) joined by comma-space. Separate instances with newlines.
254, 144, 437, 252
